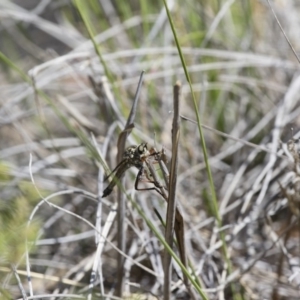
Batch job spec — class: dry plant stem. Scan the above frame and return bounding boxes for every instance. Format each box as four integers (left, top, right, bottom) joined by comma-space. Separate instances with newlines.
158, 148, 170, 187
88, 136, 103, 300
115, 71, 144, 297
163, 82, 180, 300
161, 82, 198, 300
146, 159, 198, 299
174, 209, 199, 299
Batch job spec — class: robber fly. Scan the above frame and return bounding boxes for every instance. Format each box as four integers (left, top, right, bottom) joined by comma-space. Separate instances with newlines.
102, 143, 159, 197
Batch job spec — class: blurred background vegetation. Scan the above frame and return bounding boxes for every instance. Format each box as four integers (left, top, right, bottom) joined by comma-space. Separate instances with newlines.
1, 0, 300, 299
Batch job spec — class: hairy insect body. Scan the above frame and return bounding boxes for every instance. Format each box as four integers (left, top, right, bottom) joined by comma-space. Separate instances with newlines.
102, 143, 150, 197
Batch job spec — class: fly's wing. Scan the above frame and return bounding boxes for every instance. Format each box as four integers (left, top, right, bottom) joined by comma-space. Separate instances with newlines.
104, 159, 127, 181
102, 160, 132, 197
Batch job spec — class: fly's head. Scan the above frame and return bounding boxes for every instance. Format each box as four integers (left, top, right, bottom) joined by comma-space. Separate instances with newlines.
123, 143, 151, 168
136, 143, 150, 160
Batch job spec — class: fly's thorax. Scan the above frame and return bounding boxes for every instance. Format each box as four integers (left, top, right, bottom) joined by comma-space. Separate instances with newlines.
123, 145, 137, 160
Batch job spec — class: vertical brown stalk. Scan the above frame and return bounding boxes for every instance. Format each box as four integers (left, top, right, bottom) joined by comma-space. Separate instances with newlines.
162, 81, 198, 300
163, 81, 181, 300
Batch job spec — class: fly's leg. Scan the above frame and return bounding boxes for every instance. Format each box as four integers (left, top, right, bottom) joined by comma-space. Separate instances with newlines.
134, 167, 164, 197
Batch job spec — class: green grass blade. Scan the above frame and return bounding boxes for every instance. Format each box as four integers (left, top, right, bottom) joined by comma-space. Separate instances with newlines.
162, 2, 242, 299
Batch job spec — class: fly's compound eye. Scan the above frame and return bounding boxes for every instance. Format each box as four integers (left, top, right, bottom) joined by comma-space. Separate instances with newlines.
137, 143, 147, 155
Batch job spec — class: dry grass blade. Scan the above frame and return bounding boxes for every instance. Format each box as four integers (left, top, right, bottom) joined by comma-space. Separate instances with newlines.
57, 95, 100, 134
266, 0, 300, 64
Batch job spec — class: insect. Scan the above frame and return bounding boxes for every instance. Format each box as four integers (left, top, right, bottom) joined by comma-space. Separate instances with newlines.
102, 143, 161, 197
